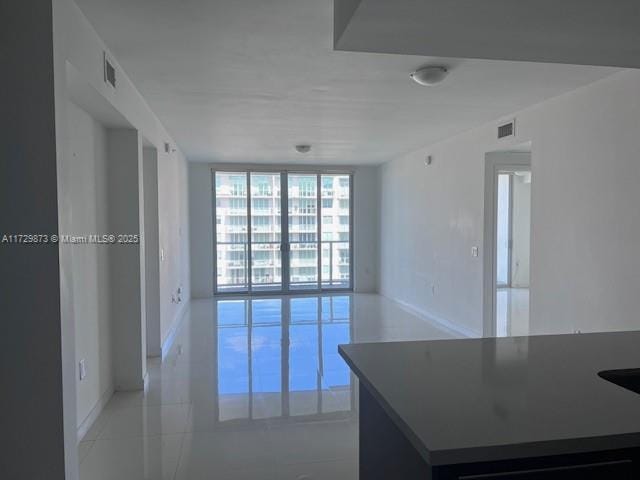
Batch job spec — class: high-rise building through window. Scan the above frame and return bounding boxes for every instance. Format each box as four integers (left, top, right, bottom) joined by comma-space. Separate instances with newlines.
214, 171, 351, 293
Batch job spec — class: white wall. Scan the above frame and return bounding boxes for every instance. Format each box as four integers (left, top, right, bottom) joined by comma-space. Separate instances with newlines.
108, 128, 147, 390
158, 148, 190, 347
66, 101, 114, 427
189, 164, 379, 297
379, 69, 640, 337
189, 164, 214, 298
379, 142, 484, 337
52, 0, 191, 469
353, 166, 379, 292
511, 172, 531, 288
143, 147, 161, 356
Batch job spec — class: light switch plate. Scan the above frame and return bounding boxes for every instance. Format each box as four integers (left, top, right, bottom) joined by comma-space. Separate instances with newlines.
471, 246, 479, 257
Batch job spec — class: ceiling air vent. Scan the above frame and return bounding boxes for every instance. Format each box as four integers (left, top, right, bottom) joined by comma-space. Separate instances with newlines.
103, 52, 116, 89
497, 119, 515, 140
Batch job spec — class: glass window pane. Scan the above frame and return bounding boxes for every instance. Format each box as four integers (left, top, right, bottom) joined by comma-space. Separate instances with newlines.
288, 174, 318, 290
215, 172, 248, 293
250, 173, 282, 292
320, 175, 350, 289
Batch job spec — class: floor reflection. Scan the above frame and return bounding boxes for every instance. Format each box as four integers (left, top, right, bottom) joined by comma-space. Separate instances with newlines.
216, 296, 354, 424
496, 288, 530, 337
79, 293, 457, 480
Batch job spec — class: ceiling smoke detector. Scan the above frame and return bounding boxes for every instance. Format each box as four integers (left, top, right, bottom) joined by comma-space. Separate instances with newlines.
410, 66, 449, 86
295, 144, 311, 154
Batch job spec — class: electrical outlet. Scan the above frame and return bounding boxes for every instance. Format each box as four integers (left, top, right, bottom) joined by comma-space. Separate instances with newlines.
79, 359, 87, 381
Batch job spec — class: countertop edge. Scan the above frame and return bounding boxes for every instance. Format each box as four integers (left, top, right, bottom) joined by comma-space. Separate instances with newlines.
428, 432, 640, 466
338, 344, 435, 464
338, 341, 640, 467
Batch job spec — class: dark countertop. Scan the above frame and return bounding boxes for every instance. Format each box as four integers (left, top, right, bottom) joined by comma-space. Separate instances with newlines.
339, 331, 640, 466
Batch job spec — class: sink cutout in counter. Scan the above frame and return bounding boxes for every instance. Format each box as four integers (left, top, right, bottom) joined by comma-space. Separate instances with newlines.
599, 368, 640, 395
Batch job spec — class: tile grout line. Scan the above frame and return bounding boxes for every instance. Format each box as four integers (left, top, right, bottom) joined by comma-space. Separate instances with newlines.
172, 404, 193, 480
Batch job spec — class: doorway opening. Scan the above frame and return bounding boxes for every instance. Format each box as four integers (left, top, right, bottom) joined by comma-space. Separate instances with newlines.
483, 144, 531, 337
213, 169, 353, 294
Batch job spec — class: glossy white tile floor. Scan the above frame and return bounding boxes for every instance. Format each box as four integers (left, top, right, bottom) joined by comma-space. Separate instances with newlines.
79, 294, 456, 480
496, 288, 530, 337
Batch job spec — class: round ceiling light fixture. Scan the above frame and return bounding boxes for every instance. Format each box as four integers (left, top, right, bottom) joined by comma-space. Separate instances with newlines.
295, 144, 311, 154
410, 66, 449, 86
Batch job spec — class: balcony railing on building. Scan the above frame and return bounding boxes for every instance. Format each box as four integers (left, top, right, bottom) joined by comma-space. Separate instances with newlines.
216, 240, 350, 292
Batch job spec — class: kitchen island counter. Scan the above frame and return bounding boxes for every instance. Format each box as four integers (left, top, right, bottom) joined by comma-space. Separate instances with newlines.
339, 331, 640, 478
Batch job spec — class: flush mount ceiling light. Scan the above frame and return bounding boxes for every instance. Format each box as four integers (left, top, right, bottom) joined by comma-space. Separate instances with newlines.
410, 66, 449, 86
295, 144, 311, 154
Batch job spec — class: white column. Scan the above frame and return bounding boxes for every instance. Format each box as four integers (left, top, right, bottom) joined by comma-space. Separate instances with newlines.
107, 128, 147, 390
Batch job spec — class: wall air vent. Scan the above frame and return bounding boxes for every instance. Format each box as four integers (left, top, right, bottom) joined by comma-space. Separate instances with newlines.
498, 119, 515, 140
103, 52, 116, 89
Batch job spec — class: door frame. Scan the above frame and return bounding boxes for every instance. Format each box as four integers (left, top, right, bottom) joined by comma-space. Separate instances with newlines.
482, 151, 531, 337
211, 165, 354, 295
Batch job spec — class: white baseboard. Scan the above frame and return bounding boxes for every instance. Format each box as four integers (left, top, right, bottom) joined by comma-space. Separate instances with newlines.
161, 301, 189, 359
387, 296, 481, 338
77, 385, 113, 443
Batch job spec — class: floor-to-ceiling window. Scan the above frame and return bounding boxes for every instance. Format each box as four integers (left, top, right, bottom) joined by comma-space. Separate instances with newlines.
214, 170, 352, 294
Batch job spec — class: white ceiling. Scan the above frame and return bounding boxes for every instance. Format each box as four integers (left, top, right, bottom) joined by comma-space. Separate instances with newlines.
75, 0, 620, 165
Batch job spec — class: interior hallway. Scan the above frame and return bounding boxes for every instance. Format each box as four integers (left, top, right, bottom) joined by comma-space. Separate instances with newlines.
78, 294, 457, 480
